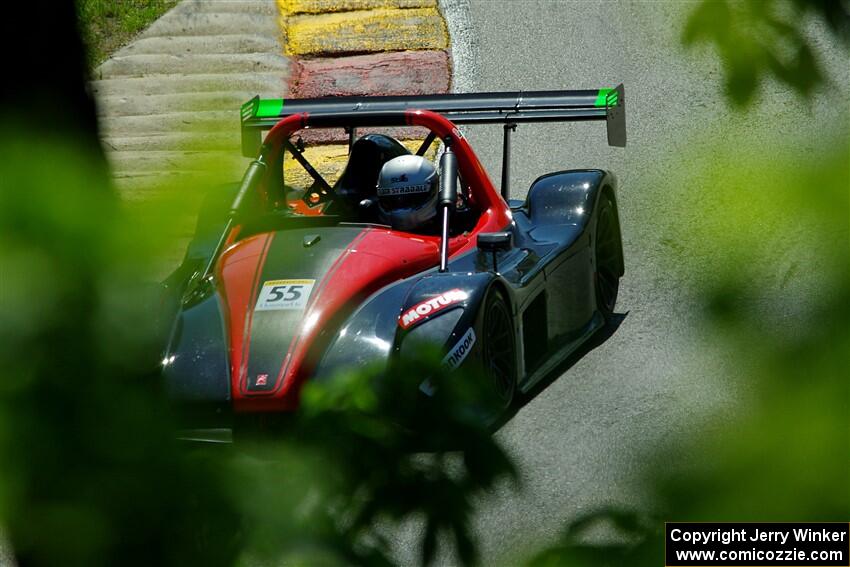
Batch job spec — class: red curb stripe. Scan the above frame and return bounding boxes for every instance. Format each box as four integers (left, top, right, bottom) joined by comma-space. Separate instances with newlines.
287, 49, 450, 143
290, 49, 450, 98
279, 9, 454, 145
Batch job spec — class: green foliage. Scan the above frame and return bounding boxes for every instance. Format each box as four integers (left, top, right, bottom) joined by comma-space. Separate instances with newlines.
0, 134, 240, 566
76, 0, 178, 69
649, 132, 850, 523
230, 351, 517, 566
525, 509, 662, 567
682, 0, 848, 106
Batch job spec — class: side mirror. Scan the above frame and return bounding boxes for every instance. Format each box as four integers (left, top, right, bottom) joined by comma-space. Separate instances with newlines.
477, 232, 512, 273
477, 231, 512, 252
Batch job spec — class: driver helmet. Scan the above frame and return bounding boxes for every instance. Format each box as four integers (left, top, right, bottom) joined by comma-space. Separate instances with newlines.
375, 155, 439, 232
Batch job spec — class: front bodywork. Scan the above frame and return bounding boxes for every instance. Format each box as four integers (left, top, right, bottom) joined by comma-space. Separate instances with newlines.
163, 169, 621, 414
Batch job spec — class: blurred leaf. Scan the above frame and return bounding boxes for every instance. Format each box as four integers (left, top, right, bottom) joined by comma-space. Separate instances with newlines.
681, 0, 843, 107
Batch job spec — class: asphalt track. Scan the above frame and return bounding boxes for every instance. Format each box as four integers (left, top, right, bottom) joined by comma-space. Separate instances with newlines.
397, 2, 848, 565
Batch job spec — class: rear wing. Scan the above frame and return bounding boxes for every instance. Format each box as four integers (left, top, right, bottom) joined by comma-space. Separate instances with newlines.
239, 86, 626, 157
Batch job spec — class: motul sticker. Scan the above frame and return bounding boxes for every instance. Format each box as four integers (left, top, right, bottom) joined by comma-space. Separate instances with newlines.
399, 289, 468, 329
255, 279, 315, 311
441, 328, 476, 371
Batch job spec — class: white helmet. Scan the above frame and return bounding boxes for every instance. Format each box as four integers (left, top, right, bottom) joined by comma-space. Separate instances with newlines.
375, 155, 439, 232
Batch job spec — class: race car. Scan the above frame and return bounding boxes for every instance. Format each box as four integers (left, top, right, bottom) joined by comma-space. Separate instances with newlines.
160, 87, 626, 432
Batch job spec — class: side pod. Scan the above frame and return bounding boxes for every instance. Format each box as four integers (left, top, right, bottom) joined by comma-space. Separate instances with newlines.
524, 169, 623, 275
395, 272, 495, 361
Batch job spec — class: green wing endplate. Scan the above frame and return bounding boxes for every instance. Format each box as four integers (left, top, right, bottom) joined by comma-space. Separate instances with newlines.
604, 84, 626, 147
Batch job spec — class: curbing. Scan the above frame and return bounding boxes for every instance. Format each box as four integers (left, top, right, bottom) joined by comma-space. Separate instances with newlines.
93, 0, 456, 195
290, 50, 450, 98
283, 7, 448, 56
278, 0, 454, 171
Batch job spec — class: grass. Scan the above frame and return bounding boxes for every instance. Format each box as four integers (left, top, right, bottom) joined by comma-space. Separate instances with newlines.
76, 0, 179, 69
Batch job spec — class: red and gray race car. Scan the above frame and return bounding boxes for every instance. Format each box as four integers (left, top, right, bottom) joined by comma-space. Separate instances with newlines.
160, 87, 626, 432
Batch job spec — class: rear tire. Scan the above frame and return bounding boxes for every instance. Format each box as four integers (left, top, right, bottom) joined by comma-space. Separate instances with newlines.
594, 193, 622, 319
481, 289, 516, 409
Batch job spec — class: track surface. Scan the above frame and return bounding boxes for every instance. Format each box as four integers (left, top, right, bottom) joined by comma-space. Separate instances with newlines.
399, 2, 848, 565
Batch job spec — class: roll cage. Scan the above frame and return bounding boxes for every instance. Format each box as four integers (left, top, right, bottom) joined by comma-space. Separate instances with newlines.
259, 109, 509, 219
240, 86, 625, 201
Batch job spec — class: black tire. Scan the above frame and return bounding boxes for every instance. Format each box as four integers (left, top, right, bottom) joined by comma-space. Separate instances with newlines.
481, 289, 517, 409
594, 193, 622, 318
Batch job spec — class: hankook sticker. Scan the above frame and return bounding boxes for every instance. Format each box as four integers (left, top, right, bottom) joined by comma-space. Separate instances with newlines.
255, 279, 315, 311
420, 327, 477, 396
441, 328, 476, 371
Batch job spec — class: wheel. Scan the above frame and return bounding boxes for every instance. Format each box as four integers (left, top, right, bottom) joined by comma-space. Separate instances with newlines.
594, 193, 622, 318
481, 289, 517, 409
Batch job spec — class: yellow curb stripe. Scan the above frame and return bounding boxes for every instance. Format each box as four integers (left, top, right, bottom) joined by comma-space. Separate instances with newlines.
278, 0, 436, 16
283, 7, 448, 56
284, 144, 350, 188
284, 140, 437, 189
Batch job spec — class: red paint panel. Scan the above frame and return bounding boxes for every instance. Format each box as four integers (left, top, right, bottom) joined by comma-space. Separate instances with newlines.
238, 227, 370, 402
233, 229, 473, 413
216, 232, 275, 406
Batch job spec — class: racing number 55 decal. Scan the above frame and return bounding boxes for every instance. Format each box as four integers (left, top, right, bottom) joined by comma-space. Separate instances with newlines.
255, 279, 316, 311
